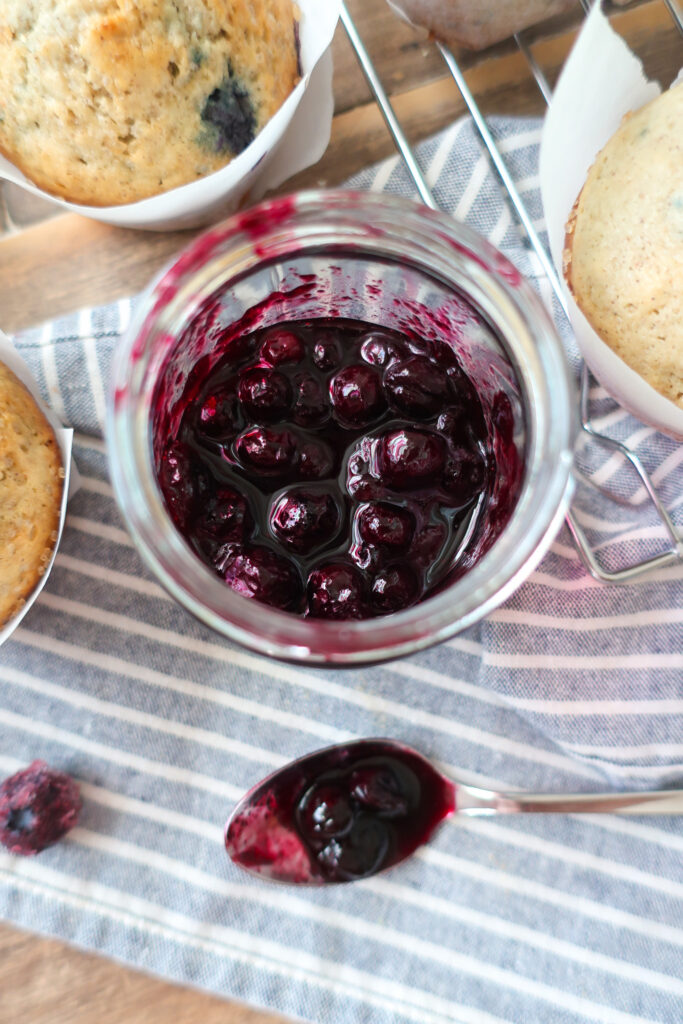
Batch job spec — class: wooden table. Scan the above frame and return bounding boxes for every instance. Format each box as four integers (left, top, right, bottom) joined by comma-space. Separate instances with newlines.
0, 2, 678, 1021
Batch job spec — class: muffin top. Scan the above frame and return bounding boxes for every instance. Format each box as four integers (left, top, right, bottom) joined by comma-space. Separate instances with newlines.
0, 361, 64, 628
0, 0, 300, 206
564, 84, 683, 408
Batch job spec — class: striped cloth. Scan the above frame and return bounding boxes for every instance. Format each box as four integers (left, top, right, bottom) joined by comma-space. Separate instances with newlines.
2, 117, 683, 1024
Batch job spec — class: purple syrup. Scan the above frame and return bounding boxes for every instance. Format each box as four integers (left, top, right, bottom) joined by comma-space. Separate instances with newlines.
156, 317, 514, 619
225, 740, 455, 883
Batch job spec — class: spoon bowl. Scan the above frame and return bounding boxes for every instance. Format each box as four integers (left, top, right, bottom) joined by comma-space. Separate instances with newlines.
225, 738, 683, 885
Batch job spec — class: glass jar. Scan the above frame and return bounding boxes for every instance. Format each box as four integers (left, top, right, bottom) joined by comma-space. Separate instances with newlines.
107, 190, 576, 665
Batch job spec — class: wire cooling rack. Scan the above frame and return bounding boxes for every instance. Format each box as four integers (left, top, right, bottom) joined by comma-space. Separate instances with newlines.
341, 0, 683, 584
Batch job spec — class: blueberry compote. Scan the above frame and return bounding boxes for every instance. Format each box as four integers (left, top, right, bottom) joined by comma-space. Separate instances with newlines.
225, 740, 455, 883
157, 318, 499, 619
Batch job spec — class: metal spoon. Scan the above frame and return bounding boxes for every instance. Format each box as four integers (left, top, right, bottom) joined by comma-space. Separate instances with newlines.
225, 738, 683, 885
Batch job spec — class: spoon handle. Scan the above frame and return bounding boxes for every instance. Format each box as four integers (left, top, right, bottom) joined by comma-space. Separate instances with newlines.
455, 785, 683, 816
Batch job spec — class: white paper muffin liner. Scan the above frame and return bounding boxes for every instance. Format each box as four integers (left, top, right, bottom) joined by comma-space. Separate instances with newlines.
0, 331, 75, 646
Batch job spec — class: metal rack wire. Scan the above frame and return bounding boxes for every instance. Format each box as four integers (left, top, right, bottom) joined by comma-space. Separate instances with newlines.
341, 0, 683, 584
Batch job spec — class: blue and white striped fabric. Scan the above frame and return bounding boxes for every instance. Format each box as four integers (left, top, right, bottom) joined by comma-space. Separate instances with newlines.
2, 117, 682, 1024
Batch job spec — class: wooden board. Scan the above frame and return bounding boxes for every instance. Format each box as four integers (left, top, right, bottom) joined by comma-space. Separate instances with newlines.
0, 922, 292, 1024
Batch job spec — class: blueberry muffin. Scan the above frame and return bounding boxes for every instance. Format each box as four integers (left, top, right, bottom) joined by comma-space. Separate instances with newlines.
0, 362, 64, 627
564, 84, 683, 408
387, 0, 576, 51
0, 0, 300, 206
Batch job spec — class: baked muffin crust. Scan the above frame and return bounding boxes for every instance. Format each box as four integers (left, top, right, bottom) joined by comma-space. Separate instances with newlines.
0, 0, 299, 206
564, 85, 683, 408
0, 362, 63, 627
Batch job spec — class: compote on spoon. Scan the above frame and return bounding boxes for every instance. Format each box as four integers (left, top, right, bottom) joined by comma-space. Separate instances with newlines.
225, 739, 683, 884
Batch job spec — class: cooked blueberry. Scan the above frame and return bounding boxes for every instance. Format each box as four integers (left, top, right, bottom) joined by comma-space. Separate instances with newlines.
261, 329, 305, 365
349, 540, 380, 573
270, 489, 340, 552
0, 761, 81, 856
345, 436, 382, 501
307, 563, 366, 619
292, 373, 329, 426
378, 428, 447, 489
198, 381, 240, 437
346, 471, 381, 503
201, 72, 255, 155
384, 356, 450, 417
356, 502, 414, 551
330, 365, 386, 426
238, 367, 291, 420
221, 545, 301, 609
317, 817, 390, 881
449, 376, 488, 439
435, 408, 468, 447
359, 330, 406, 366
443, 447, 487, 505
411, 521, 447, 568
234, 427, 297, 475
350, 767, 409, 816
313, 336, 342, 370
296, 783, 354, 845
158, 441, 205, 526
429, 339, 462, 372
371, 564, 419, 613
299, 440, 334, 480
195, 487, 251, 543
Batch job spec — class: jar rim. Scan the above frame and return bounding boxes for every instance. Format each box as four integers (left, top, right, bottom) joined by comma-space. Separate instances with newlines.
107, 189, 577, 665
